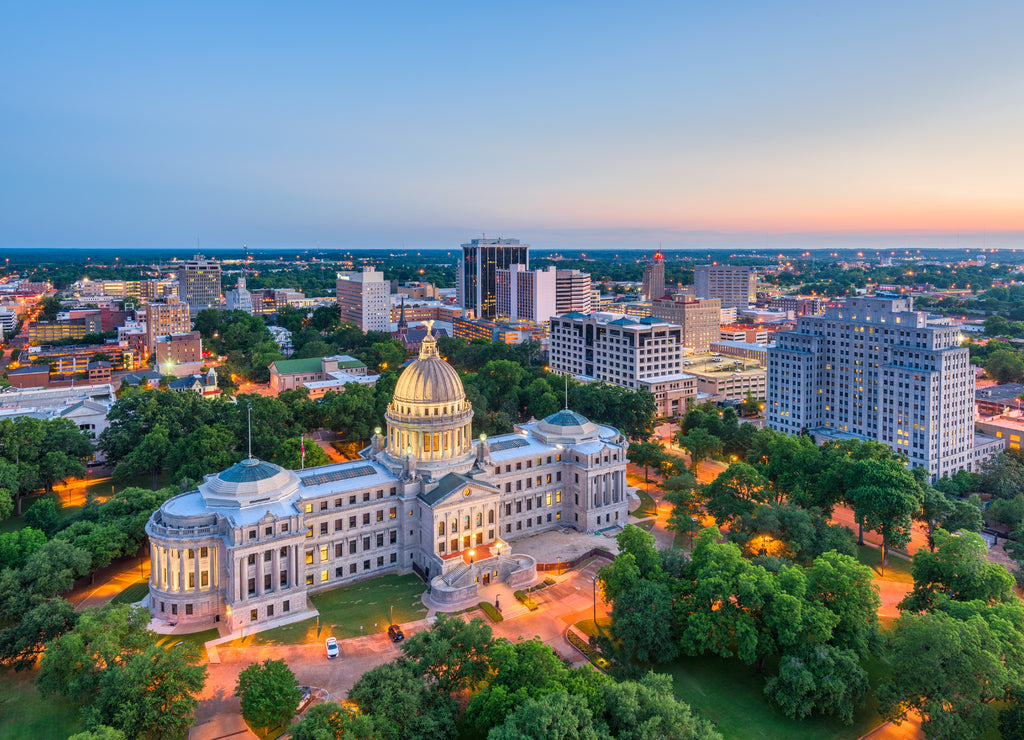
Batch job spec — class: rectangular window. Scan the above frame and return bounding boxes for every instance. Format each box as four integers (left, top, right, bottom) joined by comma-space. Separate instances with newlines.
390, 487, 397, 496
264, 573, 271, 590
201, 571, 208, 587
304, 504, 312, 514
349, 495, 356, 505
363, 492, 370, 502
249, 529, 257, 540
349, 516, 356, 528
185, 603, 193, 615
247, 554, 256, 565
556, 491, 562, 503
389, 507, 397, 519
376, 510, 384, 522
335, 498, 342, 507
200, 546, 208, 558
264, 550, 272, 561
363, 536, 370, 550
284, 600, 290, 613
376, 533, 384, 547
282, 523, 289, 532
350, 541, 357, 554
363, 560, 371, 571
188, 573, 195, 588
390, 552, 397, 563
247, 578, 255, 594
320, 522, 328, 535
171, 603, 178, 615
390, 531, 397, 544
320, 501, 328, 511
335, 519, 343, 531
350, 563, 357, 574
280, 570, 287, 586
335, 544, 343, 557
335, 567, 343, 578
319, 545, 328, 561
321, 570, 328, 583
377, 556, 384, 567
546, 493, 552, 506
306, 574, 314, 585
305, 550, 314, 565
363, 513, 370, 525
306, 526, 313, 538
250, 609, 257, 621
267, 604, 274, 617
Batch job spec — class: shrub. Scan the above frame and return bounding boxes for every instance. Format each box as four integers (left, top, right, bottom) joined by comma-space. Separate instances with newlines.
544, 578, 556, 586
479, 601, 503, 622
513, 590, 539, 610
566, 629, 610, 672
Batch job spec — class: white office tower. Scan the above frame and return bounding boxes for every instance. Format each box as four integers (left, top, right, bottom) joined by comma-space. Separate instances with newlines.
694, 264, 756, 309
496, 265, 557, 322
225, 276, 254, 314
336, 267, 390, 332
767, 295, 1001, 482
556, 269, 593, 314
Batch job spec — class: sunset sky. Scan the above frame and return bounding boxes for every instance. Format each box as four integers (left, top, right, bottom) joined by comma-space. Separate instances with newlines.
2, 2, 1023, 250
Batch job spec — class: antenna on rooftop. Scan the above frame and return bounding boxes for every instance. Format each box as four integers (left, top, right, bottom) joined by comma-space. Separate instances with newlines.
564, 374, 569, 410
247, 406, 253, 459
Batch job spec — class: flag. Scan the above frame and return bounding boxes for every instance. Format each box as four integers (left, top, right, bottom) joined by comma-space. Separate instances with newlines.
301, 437, 305, 463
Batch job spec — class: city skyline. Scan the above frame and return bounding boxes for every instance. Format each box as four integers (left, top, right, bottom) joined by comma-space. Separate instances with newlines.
3, 2, 1023, 251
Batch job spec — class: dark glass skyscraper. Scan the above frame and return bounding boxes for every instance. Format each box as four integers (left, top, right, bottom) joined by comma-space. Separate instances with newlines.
457, 238, 529, 320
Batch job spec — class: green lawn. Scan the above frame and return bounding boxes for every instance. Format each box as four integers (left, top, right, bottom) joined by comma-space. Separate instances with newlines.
633, 488, 658, 518
661, 653, 890, 740
110, 580, 151, 606
153, 627, 220, 652
855, 544, 915, 583
223, 573, 428, 647
0, 668, 83, 739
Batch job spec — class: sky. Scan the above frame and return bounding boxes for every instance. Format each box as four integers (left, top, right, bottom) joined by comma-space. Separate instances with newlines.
2, 2, 1023, 251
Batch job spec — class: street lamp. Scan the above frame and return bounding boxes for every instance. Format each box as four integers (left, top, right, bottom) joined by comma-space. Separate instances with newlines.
592, 575, 599, 626
469, 549, 475, 565
495, 542, 502, 559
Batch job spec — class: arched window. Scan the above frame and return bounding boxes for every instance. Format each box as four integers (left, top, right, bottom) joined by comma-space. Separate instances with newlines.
464, 515, 470, 530
451, 519, 458, 532
488, 509, 494, 524
475, 513, 482, 527
438, 521, 445, 536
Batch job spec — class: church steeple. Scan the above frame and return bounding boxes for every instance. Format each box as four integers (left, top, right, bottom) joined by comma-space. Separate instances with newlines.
397, 296, 408, 339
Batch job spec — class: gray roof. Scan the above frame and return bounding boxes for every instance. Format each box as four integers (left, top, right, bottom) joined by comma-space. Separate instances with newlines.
543, 409, 591, 427
976, 384, 1024, 402
418, 472, 500, 507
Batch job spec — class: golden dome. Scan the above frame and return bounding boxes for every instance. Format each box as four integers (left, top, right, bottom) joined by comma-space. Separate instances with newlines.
392, 328, 466, 406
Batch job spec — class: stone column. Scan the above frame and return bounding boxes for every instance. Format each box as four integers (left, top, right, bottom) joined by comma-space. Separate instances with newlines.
164, 546, 172, 590
272, 547, 280, 593
180, 549, 187, 593
194, 549, 201, 592
256, 551, 265, 596
293, 546, 301, 588
238, 558, 246, 601
212, 546, 218, 588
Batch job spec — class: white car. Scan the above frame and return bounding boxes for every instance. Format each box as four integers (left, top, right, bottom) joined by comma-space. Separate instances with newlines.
325, 637, 339, 659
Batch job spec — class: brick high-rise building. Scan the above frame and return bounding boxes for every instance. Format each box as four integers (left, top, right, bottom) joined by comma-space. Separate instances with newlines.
642, 251, 665, 300
496, 265, 557, 322
145, 296, 192, 357
694, 264, 755, 309
336, 267, 390, 332
650, 297, 721, 352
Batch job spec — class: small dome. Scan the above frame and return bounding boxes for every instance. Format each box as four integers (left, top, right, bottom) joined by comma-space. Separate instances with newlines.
219, 457, 282, 484
200, 457, 299, 507
534, 408, 600, 443
392, 328, 466, 405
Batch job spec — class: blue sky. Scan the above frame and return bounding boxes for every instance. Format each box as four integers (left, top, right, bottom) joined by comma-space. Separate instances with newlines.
2, 2, 1023, 251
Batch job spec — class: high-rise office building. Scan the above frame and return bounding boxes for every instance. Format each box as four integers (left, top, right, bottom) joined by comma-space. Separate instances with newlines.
176, 255, 222, 318
555, 269, 592, 314
496, 265, 557, 323
695, 264, 755, 309
767, 295, 1001, 481
457, 238, 529, 320
651, 297, 722, 352
145, 296, 192, 356
642, 251, 665, 300
336, 267, 390, 332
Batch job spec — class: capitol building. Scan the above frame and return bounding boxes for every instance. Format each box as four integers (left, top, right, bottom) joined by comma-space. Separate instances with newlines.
145, 328, 629, 631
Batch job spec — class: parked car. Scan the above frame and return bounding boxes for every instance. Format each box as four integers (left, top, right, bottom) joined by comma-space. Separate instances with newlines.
325, 637, 339, 658
387, 624, 405, 643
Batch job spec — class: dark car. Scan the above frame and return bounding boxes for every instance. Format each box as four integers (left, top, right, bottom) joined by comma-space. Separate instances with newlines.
387, 624, 405, 643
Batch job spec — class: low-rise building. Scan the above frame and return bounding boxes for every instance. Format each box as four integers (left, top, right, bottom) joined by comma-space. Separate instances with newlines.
708, 341, 771, 365
976, 383, 1024, 417
638, 374, 697, 418
168, 368, 221, 397
686, 366, 767, 404
154, 332, 204, 376
269, 356, 372, 396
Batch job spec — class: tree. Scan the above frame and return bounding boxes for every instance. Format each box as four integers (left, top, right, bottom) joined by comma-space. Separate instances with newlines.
982, 450, 1024, 500
274, 437, 331, 470
348, 659, 458, 740
291, 702, 377, 740
24, 496, 60, 536
401, 613, 495, 694
899, 530, 1015, 612
601, 672, 722, 740
487, 690, 602, 740
987, 349, 1024, 383
235, 659, 303, 732
68, 728, 126, 740
627, 441, 666, 486
614, 524, 662, 579
878, 611, 1010, 739
804, 551, 881, 658
765, 644, 868, 725
703, 463, 770, 523
674, 427, 722, 474
0, 597, 78, 670
848, 457, 923, 570
608, 580, 678, 669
